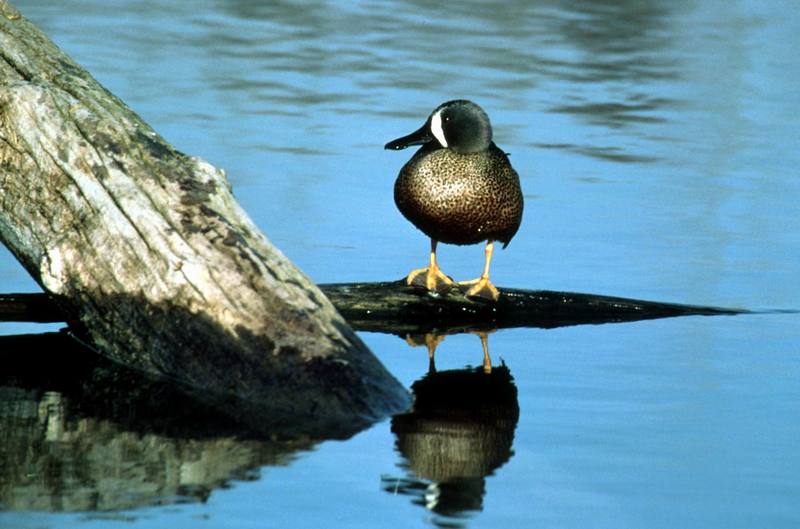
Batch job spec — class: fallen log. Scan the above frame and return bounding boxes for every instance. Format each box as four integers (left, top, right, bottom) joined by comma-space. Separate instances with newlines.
0, 292, 63, 322
0, 2, 409, 435
319, 281, 745, 334
0, 281, 744, 335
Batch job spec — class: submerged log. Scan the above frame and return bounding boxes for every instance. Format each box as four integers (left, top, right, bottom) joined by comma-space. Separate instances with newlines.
321, 281, 743, 334
1, 281, 744, 335
325, 281, 744, 334
0, 2, 409, 435
0, 292, 62, 322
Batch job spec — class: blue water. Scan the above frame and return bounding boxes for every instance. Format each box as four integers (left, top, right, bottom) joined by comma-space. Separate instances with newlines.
2, 1, 799, 527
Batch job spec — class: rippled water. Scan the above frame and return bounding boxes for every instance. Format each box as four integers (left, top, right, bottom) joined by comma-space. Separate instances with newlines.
2, 1, 799, 528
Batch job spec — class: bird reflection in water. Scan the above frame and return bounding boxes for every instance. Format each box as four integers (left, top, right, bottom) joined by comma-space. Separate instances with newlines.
382, 332, 519, 525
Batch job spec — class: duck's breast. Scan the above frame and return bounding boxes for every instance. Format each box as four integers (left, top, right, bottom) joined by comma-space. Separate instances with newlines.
394, 145, 522, 245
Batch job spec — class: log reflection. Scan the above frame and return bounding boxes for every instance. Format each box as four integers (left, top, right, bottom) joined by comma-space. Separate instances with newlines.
383, 333, 519, 524
0, 332, 312, 512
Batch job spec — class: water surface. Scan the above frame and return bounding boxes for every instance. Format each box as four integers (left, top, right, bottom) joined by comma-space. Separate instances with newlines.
2, 1, 799, 528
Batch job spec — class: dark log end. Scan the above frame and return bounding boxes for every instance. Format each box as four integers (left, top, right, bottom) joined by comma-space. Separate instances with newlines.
318, 280, 747, 335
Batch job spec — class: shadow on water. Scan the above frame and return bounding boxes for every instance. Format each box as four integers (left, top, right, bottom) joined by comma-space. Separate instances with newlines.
382, 332, 519, 528
0, 331, 313, 511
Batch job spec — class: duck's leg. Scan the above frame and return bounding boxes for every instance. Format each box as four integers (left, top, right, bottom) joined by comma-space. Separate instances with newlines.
478, 331, 492, 374
403, 332, 445, 373
406, 239, 455, 293
459, 240, 500, 301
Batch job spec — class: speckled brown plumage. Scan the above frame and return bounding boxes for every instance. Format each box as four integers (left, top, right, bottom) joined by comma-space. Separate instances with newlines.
394, 142, 523, 247
385, 99, 523, 300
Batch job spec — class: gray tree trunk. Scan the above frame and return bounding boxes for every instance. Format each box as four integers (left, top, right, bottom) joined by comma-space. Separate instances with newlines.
0, 2, 409, 436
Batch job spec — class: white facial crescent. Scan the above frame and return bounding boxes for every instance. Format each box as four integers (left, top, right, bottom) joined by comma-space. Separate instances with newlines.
430, 110, 448, 148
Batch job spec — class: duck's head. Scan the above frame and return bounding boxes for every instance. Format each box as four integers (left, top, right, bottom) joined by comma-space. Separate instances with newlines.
385, 99, 493, 154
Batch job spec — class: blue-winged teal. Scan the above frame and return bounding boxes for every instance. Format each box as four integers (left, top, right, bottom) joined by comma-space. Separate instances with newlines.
386, 100, 523, 301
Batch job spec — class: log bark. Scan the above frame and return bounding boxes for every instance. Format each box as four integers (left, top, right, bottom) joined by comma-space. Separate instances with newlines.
0, 2, 409, 436
319, 281, 744, 335
0, 281, 744, 334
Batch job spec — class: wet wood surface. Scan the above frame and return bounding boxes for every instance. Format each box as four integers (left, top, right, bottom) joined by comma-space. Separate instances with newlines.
322, 281, 744, 334
1, 281, 744, 335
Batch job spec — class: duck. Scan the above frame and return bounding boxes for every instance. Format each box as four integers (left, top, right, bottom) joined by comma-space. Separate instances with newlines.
385, 100, 523, 301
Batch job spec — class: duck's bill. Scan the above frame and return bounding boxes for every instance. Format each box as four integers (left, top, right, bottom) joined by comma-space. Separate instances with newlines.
384, 123, 432, 150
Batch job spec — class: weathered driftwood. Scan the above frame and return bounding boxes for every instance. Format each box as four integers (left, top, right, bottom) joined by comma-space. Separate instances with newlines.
0, 281, 744, 335
0, 2, 409, 435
